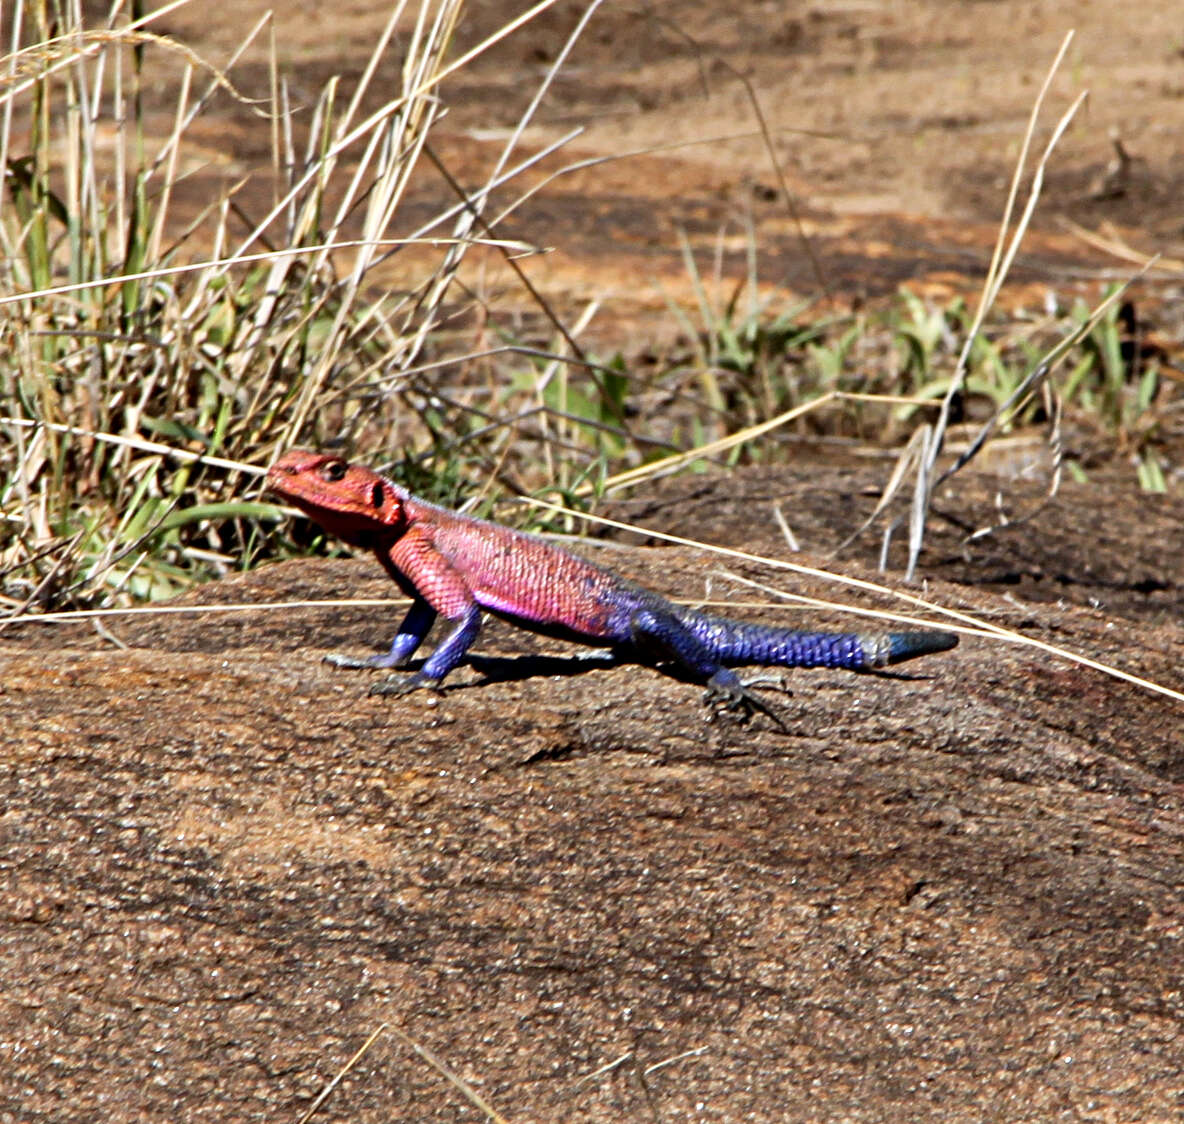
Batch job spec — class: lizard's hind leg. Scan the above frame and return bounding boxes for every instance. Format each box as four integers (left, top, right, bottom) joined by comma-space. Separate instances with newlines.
703, 668, 792, 733
628, 607, 791, 732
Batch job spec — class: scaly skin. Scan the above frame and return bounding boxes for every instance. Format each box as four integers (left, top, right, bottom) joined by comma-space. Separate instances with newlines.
267, 450, 958, 715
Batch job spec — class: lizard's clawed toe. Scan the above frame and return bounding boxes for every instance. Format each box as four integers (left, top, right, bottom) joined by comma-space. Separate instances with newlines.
325, 652, 404, 670
368, 672, 441, 697
704, 673, 792, 733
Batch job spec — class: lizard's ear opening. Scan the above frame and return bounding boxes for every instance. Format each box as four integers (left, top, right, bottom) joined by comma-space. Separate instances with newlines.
370, 482, 384, 508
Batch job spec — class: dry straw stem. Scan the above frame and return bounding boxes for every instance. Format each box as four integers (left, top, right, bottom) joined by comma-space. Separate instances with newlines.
26, 505, 1167, 709
645, 8, 831, 303
934, 259, 1157, 491
1, 0, 561, 613
585, 390, 940, 497
515, 497, 1184, 709
0, 598, 403, 627
206, 0, 571, 445
1, 418, 262, 475
0, 0, 223, 104
1058, 216, 1184, 274
906, 29, 1086, 579
385, 1024, 510, 1124
217, 0, 562, 274
295, 1022, 390, 1124
487, 121, 841, 235
13, 538, 1182, 708
839, 266, 1149, 560
0, 592, 982, 629
397, 2, 635, 469
276, 0, 464, 442
295, 1017, 703, 1123
0, 236, 534, 312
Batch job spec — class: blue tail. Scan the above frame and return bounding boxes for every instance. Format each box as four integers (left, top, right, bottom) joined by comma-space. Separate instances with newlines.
679, 612, 958, 671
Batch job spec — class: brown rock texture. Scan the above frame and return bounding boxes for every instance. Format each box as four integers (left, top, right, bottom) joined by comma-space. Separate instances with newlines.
3, 467, 1183, 1122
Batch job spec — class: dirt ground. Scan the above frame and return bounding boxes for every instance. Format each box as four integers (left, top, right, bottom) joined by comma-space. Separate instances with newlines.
153, 0, 1184, 330
4, 2, 1184, 1121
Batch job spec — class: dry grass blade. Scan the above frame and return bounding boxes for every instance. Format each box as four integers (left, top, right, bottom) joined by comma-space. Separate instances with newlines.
4, 3, 1174, 636
925, 256, 1160, 546
591, 390, 938, 498
932, 265, 1146, 492
642, 9, 832, 303
517, 497, 1184, 708
720, 568, 1184, 707
0, 235, 535, 312
1058, 216, 1184, 273
296, 1022, 390, 1124
3, 0, 657, 621
904, 30, 1083, 579
712, 571, 990, 638
494, 129, 782, 225
833, 422, 930, 558
400, 1, 610, 432
642, 1045, 710, 1076
387, 1024, 511, 1124
0, 0, 195, 104
0, 598, 406, 631
572, 1050, 635, 1089
218, 0, 564, 272
279, 0, 463, 442
591, 392, 842, 495
1, 418, 258, 475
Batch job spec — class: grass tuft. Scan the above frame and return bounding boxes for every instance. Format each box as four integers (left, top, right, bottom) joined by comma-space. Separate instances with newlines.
1, 7, 1178, 622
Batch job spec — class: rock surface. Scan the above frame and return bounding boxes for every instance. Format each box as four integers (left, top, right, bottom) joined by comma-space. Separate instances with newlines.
3, 467, 1182, 1122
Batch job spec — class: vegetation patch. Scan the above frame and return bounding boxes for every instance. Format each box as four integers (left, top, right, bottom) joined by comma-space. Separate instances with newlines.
1, 4, 1178, 617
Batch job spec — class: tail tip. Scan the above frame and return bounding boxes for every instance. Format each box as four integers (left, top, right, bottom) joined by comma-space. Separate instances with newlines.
863, 629, 959, 667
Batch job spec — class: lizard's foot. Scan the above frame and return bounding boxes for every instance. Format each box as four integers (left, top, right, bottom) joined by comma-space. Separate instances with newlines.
324, 652, 405, 671
704, 671, 792, 733
368, 671, 441, 698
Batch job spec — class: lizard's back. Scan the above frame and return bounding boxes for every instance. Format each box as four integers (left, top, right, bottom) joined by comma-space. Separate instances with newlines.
408, 498, 643, 641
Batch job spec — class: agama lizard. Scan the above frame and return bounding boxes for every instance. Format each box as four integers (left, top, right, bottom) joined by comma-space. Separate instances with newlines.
267, 450, 958, 717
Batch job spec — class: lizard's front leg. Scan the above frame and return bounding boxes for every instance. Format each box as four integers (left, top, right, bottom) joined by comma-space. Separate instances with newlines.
369, 604, 481, 696
360, 531, 483, 696
324, 597, 437, 670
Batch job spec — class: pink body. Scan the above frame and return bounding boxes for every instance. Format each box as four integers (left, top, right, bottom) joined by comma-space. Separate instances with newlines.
390, 495, 625, 635
269, 450, 624, 636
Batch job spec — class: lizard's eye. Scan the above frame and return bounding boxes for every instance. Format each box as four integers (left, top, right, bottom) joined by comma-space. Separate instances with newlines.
322, 460, 348, 482
370, 482, 384, 508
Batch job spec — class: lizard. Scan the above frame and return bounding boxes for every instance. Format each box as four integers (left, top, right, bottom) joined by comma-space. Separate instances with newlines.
267, 449, 958, 719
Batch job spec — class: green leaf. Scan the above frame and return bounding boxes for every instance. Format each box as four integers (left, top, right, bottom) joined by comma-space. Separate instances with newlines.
1136, 454, 1166, 493
141, 416, 213, 445
155, 501, 287, 534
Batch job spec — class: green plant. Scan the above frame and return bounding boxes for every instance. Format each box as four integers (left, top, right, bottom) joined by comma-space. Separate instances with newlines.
0, 0, 546, 611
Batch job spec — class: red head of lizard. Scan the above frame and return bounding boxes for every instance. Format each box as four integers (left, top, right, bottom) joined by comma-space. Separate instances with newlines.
267, 449, 407, 549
